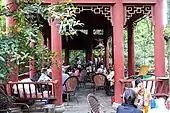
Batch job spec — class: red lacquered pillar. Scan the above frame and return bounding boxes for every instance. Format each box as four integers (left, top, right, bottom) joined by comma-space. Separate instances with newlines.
6, 0, 18, 82
112, 0, 124, 103
128, 23, 135, 77
154, 0, 165, 77
51, 0, 62, 106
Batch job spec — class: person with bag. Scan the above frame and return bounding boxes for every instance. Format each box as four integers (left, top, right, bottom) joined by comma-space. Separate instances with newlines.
117, 88, 143, 113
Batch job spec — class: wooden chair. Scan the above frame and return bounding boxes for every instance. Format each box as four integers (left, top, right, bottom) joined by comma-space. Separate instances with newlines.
87, 93, 106, 113
63, 76, 79, 105
0, 88, 30, 113
92, 74, 107, 94
79, 70, 87, 88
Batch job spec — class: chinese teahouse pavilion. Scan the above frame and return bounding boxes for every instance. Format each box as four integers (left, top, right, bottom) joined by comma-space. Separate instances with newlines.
6, 0, 166, 112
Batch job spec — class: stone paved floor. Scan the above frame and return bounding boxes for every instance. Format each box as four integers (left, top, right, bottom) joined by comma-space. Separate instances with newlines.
63, 88, 115, 113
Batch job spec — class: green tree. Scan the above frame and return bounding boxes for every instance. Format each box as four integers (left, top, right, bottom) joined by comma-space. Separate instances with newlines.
124, 17, 154, 69
0, 0, 83, 81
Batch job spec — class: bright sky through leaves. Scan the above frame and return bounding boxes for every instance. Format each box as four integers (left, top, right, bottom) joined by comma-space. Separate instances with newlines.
163, 0, 167, 27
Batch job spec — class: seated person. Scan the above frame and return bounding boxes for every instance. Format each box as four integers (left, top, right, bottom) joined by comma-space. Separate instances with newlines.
13, 78, 36, 98
71, 66, 80, 79
134, 78, 151, 110
107, 68, 114, 83
117, 88, 143, 113
148, 98, 170, 113
96, 65, 106, 74
37, 68, 52, 82
62, 68, 69, 102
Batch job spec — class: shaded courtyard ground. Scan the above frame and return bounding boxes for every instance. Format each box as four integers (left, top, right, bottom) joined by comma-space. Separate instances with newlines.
29, 87, 115, 113
64, 88, 115, 113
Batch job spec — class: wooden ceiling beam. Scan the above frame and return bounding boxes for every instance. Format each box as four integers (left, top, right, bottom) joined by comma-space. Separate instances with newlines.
123, 0, 156, 4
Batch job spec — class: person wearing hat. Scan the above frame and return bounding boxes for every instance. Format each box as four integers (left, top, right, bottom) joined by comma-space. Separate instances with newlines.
117, 88, 143, 113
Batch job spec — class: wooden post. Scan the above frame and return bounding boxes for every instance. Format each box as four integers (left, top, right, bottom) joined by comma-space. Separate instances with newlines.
87, 28, 93, 61
104, 37, 109, 70
112, 0, 124, 103
29, 42, 35, 79
154, 0, 165, 77
128, 23, 135, 77
50, 0, 62, 105
64, 49, 70, 65
6, 0, 18, 82
51, 21, 62, 105
6, 0, 17, 33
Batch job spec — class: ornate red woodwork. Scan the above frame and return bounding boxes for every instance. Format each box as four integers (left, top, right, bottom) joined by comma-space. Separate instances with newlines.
124, 5, 153, 26
75, 5, 112, 23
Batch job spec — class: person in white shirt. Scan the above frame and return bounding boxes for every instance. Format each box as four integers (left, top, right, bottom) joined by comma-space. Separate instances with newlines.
62, 67, 69, 101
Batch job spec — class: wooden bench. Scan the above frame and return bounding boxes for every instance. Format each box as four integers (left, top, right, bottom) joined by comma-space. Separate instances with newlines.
6, 81, 58, 102
119, 77, 169, 99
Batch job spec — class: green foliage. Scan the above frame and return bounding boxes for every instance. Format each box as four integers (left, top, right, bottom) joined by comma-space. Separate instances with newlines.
13, 0, 83, 38
69, 50, 86, 65
164, 24, 170, 41
124, 17, 154, 69
0, 0, 83, 81
0, 0, 5, 36
0, 35, 19, 79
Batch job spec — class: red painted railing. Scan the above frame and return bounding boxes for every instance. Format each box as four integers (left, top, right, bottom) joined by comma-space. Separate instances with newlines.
6, 80, 58, 100
119, 78, 169, 98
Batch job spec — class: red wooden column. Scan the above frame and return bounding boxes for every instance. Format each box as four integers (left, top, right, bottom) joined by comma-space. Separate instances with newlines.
51, 22, 62, 105
104, 37, 109, 70
154, 0, 165, 77
6, 0, 16, 32
87, 28, 93, 61
29, 42, 35, 78
112, 0, 124, 103
6, 0, 18, 82
128, 23, 135, 77
105, 46, 109, 70
50, 1, 62, 106
64, 49, 70, 65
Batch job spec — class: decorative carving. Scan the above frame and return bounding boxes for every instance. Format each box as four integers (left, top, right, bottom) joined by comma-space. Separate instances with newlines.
75, 5, 112, 23
125, 5, 153, 24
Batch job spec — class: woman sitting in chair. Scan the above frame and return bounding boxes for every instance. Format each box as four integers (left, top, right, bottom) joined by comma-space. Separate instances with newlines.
117, 88, 142, 113
134, 78, 151, 112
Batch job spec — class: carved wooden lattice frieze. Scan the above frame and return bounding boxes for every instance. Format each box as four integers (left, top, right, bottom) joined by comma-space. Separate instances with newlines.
75, 5, 112, 23
125, 5, 153, 24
